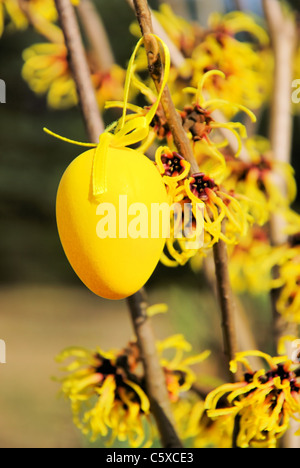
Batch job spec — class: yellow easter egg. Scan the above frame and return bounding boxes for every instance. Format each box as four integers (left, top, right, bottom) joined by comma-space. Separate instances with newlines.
56, 146, 169, 300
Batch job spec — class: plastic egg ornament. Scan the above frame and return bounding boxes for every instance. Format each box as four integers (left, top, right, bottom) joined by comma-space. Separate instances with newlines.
56, 145, 169, 300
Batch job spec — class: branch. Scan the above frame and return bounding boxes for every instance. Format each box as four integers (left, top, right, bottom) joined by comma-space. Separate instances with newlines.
127, 290, 183, 448
132, 0, 199, 174
54, 0, 105, 143
262, 0, 298, 344
213, 240, 240, 382
203, 255, 264, 372
54, 0, 182, 448
126, 0, 186, 70
263, 0, 296, 169
132, 0, 239, 382
233, 0, 243, 10
77, 0, 115, 73
263, 0, 299, 449
128, 0, 251, 162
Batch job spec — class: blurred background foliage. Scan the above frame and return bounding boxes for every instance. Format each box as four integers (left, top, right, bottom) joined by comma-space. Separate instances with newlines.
0, 0, 299, 285
0, 0, 299, 448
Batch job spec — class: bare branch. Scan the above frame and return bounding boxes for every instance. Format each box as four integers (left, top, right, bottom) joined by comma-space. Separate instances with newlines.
77, 0, 115, 73
213, 240, 240, 382
54, 0, 105, 142
127, 290, 183, 448
263, 0, 299, 448
54, 0, 182, 448
262, 0, 298, 344
132, 0, 239, 383
132, 0, 199, 174
233, 0, 243, 10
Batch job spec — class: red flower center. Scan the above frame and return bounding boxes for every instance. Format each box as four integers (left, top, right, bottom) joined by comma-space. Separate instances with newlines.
161, 152, 186, 177
189, 173, 217, 201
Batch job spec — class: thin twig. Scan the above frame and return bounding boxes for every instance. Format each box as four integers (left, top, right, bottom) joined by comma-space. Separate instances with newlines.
128, 0, 250, 161
263, 0, 296, 170
54, 0, 181, 449
132, 0, 239, 382
54, 0, 105, 141
127, 290, 183, 448
132, 0, 199, 174
213, 240, 240, 382
263, 0, 299, 448
126, 0, 186, 69
262, 0, 298, 350
203, 255, 264, 371
130, 2, 249, 375
233, 0, 243, 11
77, 0, 115, 73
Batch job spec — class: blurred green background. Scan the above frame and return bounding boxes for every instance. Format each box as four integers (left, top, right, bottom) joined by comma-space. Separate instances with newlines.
0, 0, 299, 448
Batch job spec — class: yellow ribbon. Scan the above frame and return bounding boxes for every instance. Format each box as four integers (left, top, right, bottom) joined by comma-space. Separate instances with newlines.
44, 34, 171, 200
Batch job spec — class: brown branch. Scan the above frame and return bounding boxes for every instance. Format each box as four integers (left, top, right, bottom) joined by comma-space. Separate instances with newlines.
128, 0, 250, 162
213, 240, 240, 382
77, 0, 115, 73
54, 0, 105, 142
262, 0, 298, 348
54, 0, 181, 448
132, 0, 199, 174
263, 0, 299, 449
130, 0, 249, 380
127, 290, 182, 448
151, 15, 186, 70
132, 0, 239, 383
203, 255, 264, 371
233, 0, 243, 10
263, 0, 296, 169
126, 0, 187, 70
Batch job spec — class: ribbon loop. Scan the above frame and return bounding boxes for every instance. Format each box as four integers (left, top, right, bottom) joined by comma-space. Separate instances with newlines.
91, 34, 171, 199
114, 117, 149, 147
45, 35, 171, 201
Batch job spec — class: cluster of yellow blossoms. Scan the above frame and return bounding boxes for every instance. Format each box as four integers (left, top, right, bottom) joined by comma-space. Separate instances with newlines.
220, 135, 300, 325
152, 70, 257, 266
205, 351, 300, 448
119, 5, 300, 449
35, 1, 299, 449
0, 0, 59, 36
123, 6, 299, 279
56, 334, 210, 448
56, 339, 300, 448
153, 6, 273, 111
22, 40, 125, 110
0, 0, 125, 109
131, 6, 300, 329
